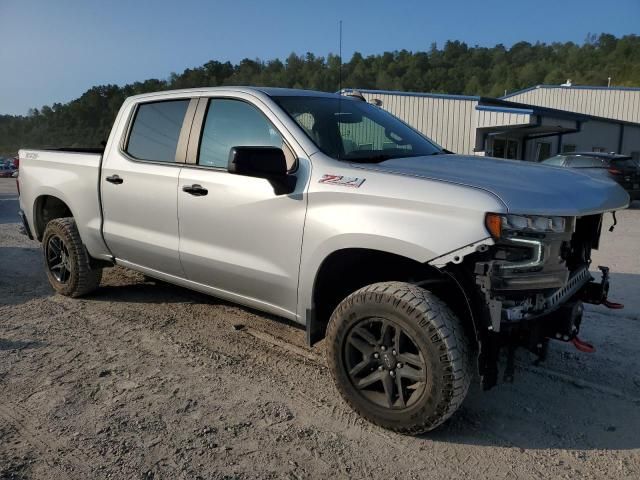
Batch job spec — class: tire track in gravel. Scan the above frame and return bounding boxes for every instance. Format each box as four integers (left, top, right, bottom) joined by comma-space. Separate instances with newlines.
0, 402, 93, 479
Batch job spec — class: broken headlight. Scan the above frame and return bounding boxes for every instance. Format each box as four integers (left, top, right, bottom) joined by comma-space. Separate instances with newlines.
485, 213, 569, 239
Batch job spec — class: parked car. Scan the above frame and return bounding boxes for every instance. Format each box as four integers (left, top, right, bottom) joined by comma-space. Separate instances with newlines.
0, 164, 16, 178
17, 87, 629, 433
542, 152, 640, 200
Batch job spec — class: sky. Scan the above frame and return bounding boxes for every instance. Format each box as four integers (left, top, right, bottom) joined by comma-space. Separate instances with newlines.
0, 0, 639, 115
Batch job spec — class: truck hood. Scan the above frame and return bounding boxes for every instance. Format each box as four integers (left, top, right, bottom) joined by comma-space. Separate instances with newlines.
353, 154, 630, 216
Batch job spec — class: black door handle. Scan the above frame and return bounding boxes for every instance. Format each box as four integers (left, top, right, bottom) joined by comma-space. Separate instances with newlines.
182, 184, 208, 196
106, 174, 123, 185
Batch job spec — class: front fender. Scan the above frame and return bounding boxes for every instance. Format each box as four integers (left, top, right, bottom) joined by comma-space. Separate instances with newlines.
296, 167, 506, 320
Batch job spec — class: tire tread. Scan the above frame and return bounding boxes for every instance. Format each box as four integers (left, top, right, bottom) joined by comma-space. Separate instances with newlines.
326, 281, 472, 434
43, 217, 101, 297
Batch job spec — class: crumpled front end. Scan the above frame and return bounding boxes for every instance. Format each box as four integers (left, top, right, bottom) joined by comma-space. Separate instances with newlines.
436, 212, 621, 389
476, 213, 604, 331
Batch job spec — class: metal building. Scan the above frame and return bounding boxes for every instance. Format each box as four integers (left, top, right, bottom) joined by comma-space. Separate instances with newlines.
344, 88, 640, 162
502, 85, 640, 124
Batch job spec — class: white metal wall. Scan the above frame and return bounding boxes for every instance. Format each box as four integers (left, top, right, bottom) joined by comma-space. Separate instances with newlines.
359, 92, 478, 154
476, 110, 531, 128
504, 86, 640, 124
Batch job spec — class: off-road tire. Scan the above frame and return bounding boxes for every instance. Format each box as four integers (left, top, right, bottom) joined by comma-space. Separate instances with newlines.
326, 281, 471, 434
42, 217, 102, 297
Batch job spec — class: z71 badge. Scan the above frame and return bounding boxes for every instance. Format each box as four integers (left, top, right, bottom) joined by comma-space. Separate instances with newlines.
318, 174, 366, 188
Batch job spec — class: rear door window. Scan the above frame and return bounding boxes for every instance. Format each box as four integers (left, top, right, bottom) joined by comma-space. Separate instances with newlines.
126, 100, 190, 162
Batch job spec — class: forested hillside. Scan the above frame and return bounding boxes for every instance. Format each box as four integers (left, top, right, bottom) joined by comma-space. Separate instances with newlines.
1, 33, 639, 155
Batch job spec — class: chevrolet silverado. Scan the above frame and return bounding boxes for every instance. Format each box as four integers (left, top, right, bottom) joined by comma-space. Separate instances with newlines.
17, 87, 629, 433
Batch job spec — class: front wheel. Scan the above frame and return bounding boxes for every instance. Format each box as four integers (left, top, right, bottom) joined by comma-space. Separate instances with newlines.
326, 281, 471, 434
42, 217, 102, 297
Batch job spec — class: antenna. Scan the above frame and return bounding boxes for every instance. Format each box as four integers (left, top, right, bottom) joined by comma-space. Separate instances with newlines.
339, 20, 343, 93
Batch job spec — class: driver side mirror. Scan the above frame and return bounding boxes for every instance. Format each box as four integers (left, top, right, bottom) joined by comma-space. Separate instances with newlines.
227, 146, 296, 195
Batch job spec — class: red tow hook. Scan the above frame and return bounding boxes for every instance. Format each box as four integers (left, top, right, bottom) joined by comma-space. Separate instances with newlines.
571, 336, 596, 353
603, 299, 624, 309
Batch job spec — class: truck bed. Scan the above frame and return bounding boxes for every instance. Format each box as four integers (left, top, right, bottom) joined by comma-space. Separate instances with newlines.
18, 148, 110, 260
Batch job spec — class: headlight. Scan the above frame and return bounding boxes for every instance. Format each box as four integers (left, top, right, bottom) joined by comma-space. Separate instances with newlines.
485, 213, 568, 239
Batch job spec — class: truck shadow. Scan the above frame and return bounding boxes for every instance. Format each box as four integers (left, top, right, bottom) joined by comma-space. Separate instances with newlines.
87, 269, 305, 331
0, 339, 45, 351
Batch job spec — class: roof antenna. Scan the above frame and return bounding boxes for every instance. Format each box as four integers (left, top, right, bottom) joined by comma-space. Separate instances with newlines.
338, 20, 343, 93
337, 20, 343, 161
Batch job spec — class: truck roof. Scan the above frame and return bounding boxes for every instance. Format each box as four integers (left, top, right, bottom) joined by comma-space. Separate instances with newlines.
126, 86, 341, 102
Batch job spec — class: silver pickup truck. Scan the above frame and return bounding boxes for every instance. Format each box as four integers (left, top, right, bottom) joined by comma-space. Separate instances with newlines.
18, 87, 629, 434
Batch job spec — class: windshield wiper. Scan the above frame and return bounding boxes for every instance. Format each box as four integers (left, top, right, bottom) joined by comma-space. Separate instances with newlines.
345, 154, 395, 163
344, 152, 444, 163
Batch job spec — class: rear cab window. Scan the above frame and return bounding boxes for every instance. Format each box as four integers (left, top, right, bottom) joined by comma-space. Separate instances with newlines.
125, 100, 190, 162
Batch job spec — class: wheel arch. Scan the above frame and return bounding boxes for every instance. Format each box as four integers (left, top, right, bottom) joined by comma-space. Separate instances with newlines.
305, 247, 477, 347
33, 194, 75, 241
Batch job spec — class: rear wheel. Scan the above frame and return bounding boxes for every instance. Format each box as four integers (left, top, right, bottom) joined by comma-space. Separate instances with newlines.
326, 281, 471, 434
42, 217, 102, 297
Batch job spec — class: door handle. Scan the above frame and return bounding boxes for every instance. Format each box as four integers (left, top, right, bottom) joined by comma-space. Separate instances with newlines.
106, 174, 123, 185
182, 184, 208, 196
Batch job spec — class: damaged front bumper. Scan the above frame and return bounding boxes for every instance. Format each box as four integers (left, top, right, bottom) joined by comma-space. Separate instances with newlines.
472, 213, 613, 333
430, 213, 622, 389
477, 265, 593, 332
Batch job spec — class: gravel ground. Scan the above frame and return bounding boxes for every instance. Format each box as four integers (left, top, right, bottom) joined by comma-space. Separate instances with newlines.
1, 177, 639, 479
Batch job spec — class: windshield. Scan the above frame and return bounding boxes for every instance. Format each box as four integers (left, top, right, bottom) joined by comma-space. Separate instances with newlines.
273, 96, 442, 162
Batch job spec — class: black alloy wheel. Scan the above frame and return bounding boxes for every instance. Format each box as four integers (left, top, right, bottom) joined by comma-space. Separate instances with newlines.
345, 317, 427, 410
42, 217, 102, 297
326, 282, 472, 434
46, 234, 72, 283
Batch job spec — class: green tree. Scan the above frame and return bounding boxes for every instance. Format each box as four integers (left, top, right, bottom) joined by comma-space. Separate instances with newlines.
2, 33, 639, 155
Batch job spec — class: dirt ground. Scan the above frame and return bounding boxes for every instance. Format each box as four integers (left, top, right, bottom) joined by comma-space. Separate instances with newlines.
1, 177, 639, 479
